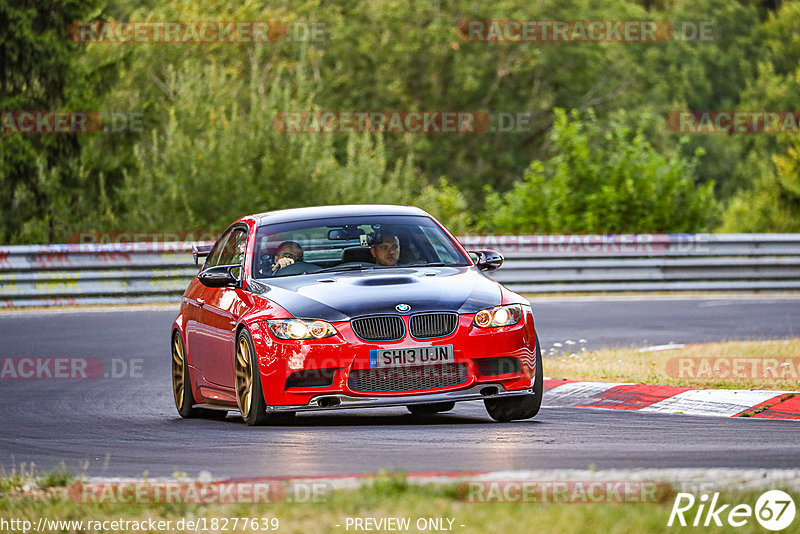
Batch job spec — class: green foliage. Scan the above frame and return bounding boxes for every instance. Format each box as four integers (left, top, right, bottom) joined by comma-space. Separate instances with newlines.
415, 178, 471, 234
312, 0, 657, 205
718, 1, 800, 231
37, 463, 74, 489
104, 57, 421, 234
0, 0, 106, 243
483, 109, 719, 233
721, 134, 800, 232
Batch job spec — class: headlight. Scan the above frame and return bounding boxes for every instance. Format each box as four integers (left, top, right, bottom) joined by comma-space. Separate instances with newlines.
473, 304, 523, 328
266, 319, 337, 340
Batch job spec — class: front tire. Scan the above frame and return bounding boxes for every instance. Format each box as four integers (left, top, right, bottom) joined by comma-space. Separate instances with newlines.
484, 334, 543, 422
172, 331, 227, 419
235, 328, 295, 426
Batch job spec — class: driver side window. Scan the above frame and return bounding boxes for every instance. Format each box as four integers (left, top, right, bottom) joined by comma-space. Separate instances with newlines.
218, 228, 246, 266
203, 227, 247, 271
203, 230, 232, 270
218, 228, 247, 279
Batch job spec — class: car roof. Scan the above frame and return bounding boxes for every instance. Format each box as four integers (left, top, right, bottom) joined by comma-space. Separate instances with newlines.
251, 204, 430, 226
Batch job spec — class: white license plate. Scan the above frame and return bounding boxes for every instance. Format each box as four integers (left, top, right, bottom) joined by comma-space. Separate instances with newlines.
369, 345, 454, 369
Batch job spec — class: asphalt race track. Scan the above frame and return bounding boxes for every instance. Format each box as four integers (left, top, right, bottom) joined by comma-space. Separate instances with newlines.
1, 297, 798, 478
534, 296, 800, 349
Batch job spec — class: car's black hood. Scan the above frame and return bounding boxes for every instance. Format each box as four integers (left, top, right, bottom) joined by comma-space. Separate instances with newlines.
249, 267, 501, 321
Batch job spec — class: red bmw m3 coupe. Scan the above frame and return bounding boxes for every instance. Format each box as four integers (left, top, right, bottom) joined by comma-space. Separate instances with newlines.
171, 205, 542, 425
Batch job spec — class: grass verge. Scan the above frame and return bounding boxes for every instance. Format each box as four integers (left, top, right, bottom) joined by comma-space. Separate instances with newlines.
544, 338, 800, 390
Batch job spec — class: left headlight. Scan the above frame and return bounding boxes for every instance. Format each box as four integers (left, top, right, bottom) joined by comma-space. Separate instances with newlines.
473, 304, 523, 328
266, 319, 337, 340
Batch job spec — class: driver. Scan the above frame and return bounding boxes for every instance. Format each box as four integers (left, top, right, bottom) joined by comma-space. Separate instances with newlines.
272, 241, 304, 272
370, 231, 400, 266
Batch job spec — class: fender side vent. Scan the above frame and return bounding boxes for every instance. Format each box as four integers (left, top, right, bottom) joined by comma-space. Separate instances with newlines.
285, 368, 337, 389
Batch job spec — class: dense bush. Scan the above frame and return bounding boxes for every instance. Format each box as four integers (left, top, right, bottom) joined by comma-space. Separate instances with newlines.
483, 109, 719, 233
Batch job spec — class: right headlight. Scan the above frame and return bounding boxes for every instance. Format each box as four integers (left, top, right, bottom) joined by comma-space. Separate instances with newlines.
473, 304, 523, 328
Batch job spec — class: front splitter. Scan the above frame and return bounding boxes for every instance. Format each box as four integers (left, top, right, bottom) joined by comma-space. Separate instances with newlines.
265, 384, 534, 412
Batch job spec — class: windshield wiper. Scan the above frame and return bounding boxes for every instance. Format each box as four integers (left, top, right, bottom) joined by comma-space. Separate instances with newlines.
314, 264, 375, 273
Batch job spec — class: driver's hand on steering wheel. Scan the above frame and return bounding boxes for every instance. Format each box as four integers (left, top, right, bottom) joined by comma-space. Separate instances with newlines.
272, 256, 295, 272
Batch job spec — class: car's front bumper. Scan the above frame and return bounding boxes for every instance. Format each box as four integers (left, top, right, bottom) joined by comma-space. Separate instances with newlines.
248, 308, 538, 407
265, 383, 534, 412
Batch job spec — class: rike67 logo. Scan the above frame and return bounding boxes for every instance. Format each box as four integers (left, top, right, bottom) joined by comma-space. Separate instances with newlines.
668, 490, 796, 531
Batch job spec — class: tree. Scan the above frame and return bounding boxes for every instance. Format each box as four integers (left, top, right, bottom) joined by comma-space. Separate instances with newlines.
719, 2, 800, 231
311, 0, 658, 207
720, 134, 800, 232
482, 109, 719, 233
107, 57, 423, 233
0, 0, 105, 243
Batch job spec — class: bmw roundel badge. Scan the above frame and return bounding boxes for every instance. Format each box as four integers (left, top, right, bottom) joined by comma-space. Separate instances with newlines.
395, 303, 411, 312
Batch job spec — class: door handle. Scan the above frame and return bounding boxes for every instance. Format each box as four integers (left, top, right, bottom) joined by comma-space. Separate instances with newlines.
196, 298, 205, 307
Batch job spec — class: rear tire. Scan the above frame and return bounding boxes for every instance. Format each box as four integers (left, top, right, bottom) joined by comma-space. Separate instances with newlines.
407, 401, 455, 415
484, 334, 543, 422
172, 331, 228, 419
235, 328, 295, 426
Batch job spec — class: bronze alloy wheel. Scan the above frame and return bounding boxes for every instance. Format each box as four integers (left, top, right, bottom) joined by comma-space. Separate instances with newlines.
235, 328, 295, 426
172, 334, 186, 411
235, 336, 254, 418
172, 331, 227, 420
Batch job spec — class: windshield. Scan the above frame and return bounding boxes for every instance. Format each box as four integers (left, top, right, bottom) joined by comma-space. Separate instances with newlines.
252, 215, 470, 278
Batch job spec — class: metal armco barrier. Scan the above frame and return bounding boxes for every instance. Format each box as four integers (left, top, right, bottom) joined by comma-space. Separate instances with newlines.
0, 242, 208, 308
461, 234, 800, 293
1, 234, 799, 308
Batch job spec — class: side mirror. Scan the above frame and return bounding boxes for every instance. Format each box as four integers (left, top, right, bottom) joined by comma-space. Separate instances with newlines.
469, 249, 504, 272
198, 265, 241, 288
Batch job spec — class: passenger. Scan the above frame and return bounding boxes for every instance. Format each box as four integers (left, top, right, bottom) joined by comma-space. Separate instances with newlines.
272, 241, 304, 272
370, 231, 400, 266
